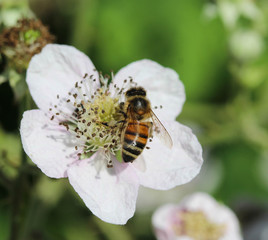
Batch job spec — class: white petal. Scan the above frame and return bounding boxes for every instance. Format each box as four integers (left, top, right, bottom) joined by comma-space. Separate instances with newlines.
67, 153, 139, 224
152, 204, 178, 240
132, 155, 146, 172
152, 204, 194, 240
135, 121, 203, 190
20, 110, 79, 178
26, 44, 99, 112
114, 59, 185, 120
181, 193, 243, 240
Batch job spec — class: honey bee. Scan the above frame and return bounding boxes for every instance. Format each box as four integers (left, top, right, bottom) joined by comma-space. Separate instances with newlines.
120, 87, 173, 163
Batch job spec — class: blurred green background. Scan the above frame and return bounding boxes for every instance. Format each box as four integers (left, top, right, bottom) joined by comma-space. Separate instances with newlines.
0, 0, 268, 239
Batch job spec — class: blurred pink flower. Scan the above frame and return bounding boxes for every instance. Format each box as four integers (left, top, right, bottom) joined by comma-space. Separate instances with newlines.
152, 192, 243, 240
20, 44, 203, 224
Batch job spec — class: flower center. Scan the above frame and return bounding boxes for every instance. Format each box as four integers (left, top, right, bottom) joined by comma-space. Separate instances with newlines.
172, 210, 226, 240
73, 88, 122, 164
0, 18, 54, 71
50, 73, 134, 167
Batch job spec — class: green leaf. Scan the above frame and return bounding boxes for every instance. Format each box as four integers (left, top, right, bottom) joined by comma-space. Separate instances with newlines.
0, 127, 21, 178
0, 207, 10, 240
0, 75, 7, 85
8, 69, 27, 100
213, 143, 268, 202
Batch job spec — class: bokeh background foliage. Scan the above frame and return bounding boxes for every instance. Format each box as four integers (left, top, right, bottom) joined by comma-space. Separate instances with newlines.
0, 0, 268, 239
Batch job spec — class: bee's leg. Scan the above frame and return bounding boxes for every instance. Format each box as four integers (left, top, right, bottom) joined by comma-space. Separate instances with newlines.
118, 102, 127, 118
99, 119, 125, 128
148, 122, 153, 138
119, 102, 125, 110
118, 111, 127, 119
116, 120, 126, 124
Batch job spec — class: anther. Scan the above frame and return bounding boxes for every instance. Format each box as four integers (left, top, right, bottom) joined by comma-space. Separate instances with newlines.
63, 123, 69, 130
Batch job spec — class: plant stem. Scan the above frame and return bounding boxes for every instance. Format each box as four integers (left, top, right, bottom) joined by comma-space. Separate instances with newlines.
9, 91, 32, 240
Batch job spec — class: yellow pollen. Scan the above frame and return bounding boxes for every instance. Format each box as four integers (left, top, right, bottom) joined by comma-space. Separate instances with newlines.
173, 210, 226, 240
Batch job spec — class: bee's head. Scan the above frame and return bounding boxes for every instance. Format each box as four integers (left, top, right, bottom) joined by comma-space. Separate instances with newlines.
125, 87, 146, 98
130, 97, 149, 115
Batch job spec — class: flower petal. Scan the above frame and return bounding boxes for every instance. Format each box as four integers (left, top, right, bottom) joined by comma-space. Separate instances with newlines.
114, 59, 185, 120
152, 204, 179, 240
20, 110, 79, 178
134, 121, 203, 190
67, 152, 139, 224
26, 44, 99, 112
181, 193, 242, 240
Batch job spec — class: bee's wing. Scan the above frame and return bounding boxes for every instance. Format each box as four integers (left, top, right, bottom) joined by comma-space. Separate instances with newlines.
150, 110, 173, 148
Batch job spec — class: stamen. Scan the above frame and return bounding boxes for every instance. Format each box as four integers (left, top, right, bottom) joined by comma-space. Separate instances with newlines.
173, 210, 226, 240
48, 71, 156, 168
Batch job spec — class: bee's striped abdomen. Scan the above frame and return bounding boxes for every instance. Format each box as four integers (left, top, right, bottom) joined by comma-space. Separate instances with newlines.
122, 121, 149, 162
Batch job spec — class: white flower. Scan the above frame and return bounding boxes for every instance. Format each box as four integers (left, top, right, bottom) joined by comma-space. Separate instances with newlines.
20, 44, 203, 224
218, 1, 239, 30
209, 0, 262, 31
152, 192, 243, 240
230, 29, 264, 61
